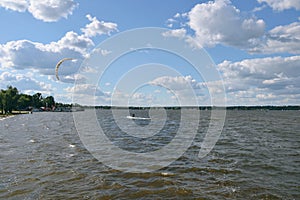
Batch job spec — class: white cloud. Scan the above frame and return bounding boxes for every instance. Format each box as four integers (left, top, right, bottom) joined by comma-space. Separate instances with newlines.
149, 75, 200, 91
149, 75, 208, 105
0, 0, 78, 22
0, 15, 117, 82
111, 89, 176, 107
65, 75, 225, 106
55, 31, 94, 55
58, 73, 86, 84
81, 14, 118, 37
131, 92, 146, 100
0, 13, 117, 99
80, 65, 98, 74
0, 39, 83, 73
0, 71, 53, 94
149, 75, 227, 106
0, 71, 17, 82
258, 0, 300, 11
166, 18, 178, 28
166, 12, 188, 28
129, 92, 157, 106
162, 28, 187, 39
187, 0, 265, 48
165, 0, 298, 54
65, 84, 104, 96
250, 21, 300, 54
253, 4, 268, 12
60, 86, 110, 104
67, 84, 111, 105
0, 0, 28, 12
28, 0, 78, 22
218, 55, 300, 105
174, 13, 181, 18
100, 49, 112, 56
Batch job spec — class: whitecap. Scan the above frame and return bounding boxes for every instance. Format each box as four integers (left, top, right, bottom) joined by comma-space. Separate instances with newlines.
161, 172, 174, 176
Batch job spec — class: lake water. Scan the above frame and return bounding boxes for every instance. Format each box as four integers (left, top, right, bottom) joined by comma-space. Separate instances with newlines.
0, 109, 299, 199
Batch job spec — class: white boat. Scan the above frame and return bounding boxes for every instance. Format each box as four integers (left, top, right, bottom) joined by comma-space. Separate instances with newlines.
126, 116, 151, 120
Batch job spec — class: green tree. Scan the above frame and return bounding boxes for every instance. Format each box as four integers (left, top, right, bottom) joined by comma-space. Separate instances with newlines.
0, 86, 60, 113
43, 96, 55, 108
17, 94, 32, 110
0, 86, 19, 114
6, 86, 19, 113
32, 93, 43, 108
0, 89, 4, 114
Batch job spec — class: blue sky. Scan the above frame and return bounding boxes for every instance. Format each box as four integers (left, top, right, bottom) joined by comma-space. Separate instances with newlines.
0, 0, 299, 106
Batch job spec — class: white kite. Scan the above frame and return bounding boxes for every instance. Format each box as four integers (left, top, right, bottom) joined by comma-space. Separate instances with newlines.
55, 58, 75, 80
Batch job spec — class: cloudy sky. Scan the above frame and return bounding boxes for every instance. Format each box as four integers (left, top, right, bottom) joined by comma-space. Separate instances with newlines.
0, 0, 299, 106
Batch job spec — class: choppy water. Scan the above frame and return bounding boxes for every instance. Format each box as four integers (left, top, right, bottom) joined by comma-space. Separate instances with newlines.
0, 109, 299, 199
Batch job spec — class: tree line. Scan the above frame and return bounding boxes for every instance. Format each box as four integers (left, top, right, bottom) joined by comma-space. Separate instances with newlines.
0, 86, 56, 114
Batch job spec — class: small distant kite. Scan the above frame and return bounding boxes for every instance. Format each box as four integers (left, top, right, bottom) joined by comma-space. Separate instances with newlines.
55, 58, 75, 80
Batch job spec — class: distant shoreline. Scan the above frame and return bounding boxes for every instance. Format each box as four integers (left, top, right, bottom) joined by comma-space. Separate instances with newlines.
89, 105, 300, 110
0, 106, 299, 118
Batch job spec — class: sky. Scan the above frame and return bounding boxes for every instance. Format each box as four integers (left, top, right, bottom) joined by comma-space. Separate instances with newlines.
0, 0, 299, 106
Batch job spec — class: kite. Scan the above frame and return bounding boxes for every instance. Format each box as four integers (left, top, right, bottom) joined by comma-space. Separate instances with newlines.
55, 58, 75, 80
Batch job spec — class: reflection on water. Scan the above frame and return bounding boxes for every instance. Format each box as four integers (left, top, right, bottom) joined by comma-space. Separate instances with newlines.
0, 110, 299, 199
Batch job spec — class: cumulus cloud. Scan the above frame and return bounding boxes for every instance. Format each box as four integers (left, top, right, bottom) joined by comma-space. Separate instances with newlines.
166, 12, 188, 28
0, 15, 117, 81
164, 0, 299, 54
0, 14, 118, 100
129, 92, 156, 106
187, 0, 265, 48
150, 75, 201, 91
91, 48, 112, 56
0, 0, 28, 12
166, 18, 177, 28
0, 71, 53, 94
162, 28, 187, 39
258, 0, 300, 11
149, 75, 227, 106
0, 39, 83, 73
65, 84, 104, 96
127, 55, 298, 105
149, 76, 209, 105
66, 84, 108, 105
0, 0, 78, 22
57, 71, 86, 84
28, 0, 78, 22
81, 14, 118, 37
55, 31, 94, 54
250, 21, 300, 54
218, 55, 300, 105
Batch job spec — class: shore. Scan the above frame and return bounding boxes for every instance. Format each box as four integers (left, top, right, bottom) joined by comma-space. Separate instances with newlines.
0, 113, 17, 120
0, 111, 31, 120
0, 115, 14, 120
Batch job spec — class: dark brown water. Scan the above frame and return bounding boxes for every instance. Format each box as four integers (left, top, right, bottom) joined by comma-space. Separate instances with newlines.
0, 110, 299, 199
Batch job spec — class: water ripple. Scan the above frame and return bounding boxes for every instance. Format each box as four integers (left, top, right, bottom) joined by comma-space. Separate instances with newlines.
0, 110, 299, 199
